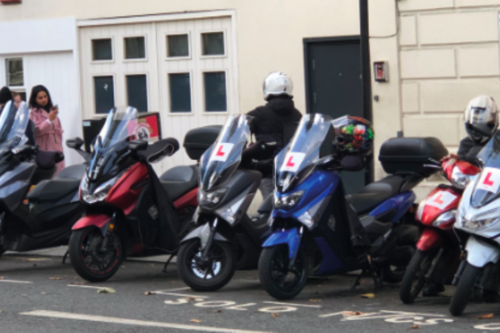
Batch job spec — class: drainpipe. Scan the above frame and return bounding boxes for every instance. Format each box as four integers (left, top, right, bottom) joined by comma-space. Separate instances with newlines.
359, 0, 374, 183
359, 0, 372, 122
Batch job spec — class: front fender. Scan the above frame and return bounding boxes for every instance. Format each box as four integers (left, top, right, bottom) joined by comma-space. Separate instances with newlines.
180, 224, 230, 244
466, 235, 500, 268
72, 214, 111, 236
417, 228, 443, 251
262, 227, 300, 260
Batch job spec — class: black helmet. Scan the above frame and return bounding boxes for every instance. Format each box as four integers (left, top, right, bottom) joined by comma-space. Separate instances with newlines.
332, 116, 374, 155
465, 95, 498, 144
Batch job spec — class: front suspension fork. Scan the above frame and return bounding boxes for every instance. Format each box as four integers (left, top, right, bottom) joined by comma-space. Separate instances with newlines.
200, 218, 219, 261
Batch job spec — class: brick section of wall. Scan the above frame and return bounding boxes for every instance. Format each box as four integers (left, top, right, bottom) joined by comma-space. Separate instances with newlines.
398, 1, 500, 151
400, 49, 456, 79
419, 11, 498, 45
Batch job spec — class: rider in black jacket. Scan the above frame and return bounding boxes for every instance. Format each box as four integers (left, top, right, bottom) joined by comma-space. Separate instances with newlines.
424, 95, 499, 297
246, 72, 302, 199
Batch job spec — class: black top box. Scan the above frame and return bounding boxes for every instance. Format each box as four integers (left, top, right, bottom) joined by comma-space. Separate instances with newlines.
379, 137, 448, 177
184, 125, 222, 160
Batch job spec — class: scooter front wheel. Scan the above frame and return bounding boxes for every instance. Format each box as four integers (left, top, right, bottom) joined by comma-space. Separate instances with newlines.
69, 227, 124, 282
258, 245, 308, 300
177, 239, 235, 292
449, 263, 481, 316
399, 249, 436, 304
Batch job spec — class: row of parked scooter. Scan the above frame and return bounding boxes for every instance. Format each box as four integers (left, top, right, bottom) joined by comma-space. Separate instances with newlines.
0, 100, 496, 317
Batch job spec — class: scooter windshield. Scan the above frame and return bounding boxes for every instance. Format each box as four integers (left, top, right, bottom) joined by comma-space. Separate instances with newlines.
200, 115, 251, 191
87, 106, 138, 181
275, 113, 333, 193
0, 101, 30, 149
471, 131, 500, 207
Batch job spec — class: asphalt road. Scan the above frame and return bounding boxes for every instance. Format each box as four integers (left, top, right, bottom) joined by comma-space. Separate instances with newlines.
1, 253, 500, 333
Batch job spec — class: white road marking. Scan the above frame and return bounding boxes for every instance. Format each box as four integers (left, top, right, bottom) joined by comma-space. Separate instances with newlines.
319, 312, 347, 318
263, 301, 321, 309
381, 310, 446, 317
155, 291, 208, 298
20, 310, 275, 333
67, 285, 107, 290
194, 301, 237, 308
475, 323, 500, 330
0, 279, 33, 284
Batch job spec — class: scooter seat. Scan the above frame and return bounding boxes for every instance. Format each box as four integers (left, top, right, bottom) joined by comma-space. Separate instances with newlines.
27, 178, 81, 202
347, 175, 405, 215
159, 165, 198, 201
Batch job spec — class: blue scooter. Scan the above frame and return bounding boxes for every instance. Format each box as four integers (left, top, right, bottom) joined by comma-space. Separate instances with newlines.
258, 113, 447, 300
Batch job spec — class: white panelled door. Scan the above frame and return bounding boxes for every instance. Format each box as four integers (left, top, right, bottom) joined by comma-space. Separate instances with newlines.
79, 15, 237, 175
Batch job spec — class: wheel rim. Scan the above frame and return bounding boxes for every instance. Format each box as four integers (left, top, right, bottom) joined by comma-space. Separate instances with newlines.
188, 243, 225, 280
410, 255, 433, 298
80, 229, 120, 274
269, 246, 306, 292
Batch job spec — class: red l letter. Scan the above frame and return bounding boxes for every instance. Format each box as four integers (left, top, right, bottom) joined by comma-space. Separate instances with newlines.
216, 145, 225, 157
286, 156, 295, 167
484, 172, 494, 186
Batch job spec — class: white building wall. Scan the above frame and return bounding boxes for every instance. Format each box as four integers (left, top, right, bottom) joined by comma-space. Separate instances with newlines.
0, 17, 83, 166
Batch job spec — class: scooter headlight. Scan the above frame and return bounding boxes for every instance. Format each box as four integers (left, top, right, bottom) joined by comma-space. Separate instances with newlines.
198, 188, 227, 208
82, 173, 122, 204
432, 210, 456, 228
274, 190, 305, 211
458, 207, 500, 231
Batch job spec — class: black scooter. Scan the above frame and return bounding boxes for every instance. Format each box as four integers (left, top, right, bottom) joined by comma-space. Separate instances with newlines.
176, 115, 274, 291
0, 101, 89, 258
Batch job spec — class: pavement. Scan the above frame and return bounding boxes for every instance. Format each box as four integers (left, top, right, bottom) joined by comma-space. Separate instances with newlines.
1, 249, 500, 333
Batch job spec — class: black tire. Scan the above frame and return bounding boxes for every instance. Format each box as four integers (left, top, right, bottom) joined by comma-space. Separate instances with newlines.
449, 263, 482, 316
69, 227, 124, 283
177, 239, 236, 292
259, 245, 308, 300
400, 250, 435, 304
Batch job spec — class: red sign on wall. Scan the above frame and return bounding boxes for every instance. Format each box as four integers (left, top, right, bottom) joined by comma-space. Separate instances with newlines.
0, 0, 22, 4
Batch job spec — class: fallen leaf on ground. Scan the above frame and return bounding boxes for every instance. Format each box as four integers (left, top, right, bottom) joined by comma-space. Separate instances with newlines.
215, 310, 222, 313
410, 324, 421, 329
25, 258, 48, 262
343, 311, 364, 317
271, 313, 280, 318
187, 297, 197, 301
144, 291, 156, 296
21, 294, 27, 297
40, 292, 47, 295
97, 288, 116, 294
359, 293, 375, 299
477, 313, 494, 319
190, 319, 201, 323
49, 277, 63, 280
309, 299, 322, 303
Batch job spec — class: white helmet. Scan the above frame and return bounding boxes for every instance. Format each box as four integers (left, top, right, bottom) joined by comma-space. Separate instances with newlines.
465, 95, 499, 144
263, 72, 293, 100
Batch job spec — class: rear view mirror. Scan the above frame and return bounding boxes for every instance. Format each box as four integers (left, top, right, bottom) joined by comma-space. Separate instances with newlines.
66, 137, 84, 150
128, 140, 148, 152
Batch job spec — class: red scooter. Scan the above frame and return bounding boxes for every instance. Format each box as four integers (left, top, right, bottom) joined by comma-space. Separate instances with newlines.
68, 107, 204, 282
399, 157, 479, 303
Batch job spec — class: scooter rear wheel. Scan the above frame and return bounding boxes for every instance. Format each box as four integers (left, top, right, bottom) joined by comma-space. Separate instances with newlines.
177, 239, 235, 292
399, 249, 435, 304
69, 227, 124, 282
259, 245, 308, 300
449, 263, 481, 316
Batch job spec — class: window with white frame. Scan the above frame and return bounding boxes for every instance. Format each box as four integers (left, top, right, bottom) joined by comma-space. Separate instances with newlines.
5, 58, 26, 100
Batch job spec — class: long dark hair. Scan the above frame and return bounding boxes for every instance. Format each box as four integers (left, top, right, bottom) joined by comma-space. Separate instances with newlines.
29, 85, 53, 112
0, 86, 12, 105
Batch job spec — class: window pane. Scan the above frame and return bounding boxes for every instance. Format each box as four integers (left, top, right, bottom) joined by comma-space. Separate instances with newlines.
202, 32, 224, 56
94, 76, 115, 114
167, 34, 189, 57
92, 39, 112, 61
126, 75, 148, 112
169, 73, 191, 112
124, 37, 145, 59
204, 72, 227, 112
6, 58, 23, 86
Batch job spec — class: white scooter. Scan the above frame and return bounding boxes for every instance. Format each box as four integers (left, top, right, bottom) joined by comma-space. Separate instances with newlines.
450, 130, 500, 316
